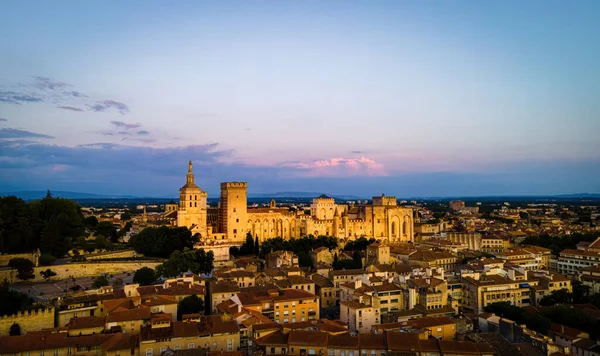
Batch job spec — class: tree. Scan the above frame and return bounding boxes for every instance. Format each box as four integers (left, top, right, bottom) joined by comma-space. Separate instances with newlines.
333, 253, 339, 266
0, 280, 34, 316
121, 212, 131, 221
133, 267, 157, 286
95, 235, 109, 250
40, 269, 57, 280
352, 251, 363, 269
96, 221, 117, 241
239, 233, 255, 255
129, 226, 199, 258
343, 237, 376, 251
540, 289, 574, 306
84, 215, 99, 228
177, 295, 204, 320
254, 235, 259, 255
93, 275, 109, 288
9, 323, 21, 336
155, 248, 214, 278
8, 258, 35, 280
38, 253, 56, 266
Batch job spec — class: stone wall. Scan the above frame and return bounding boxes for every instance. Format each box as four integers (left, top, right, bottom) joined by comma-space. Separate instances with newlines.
0, 261, 162, 283
0, 251, 39, 267
0, 307, 54, 336
85, 249, 139, 260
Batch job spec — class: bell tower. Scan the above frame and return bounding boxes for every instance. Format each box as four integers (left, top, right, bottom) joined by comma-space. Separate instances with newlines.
177, 161, 208, 237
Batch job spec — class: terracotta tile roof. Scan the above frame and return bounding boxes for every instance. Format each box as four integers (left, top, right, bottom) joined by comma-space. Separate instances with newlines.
255, 330, 289, 346
66, 316, 105, 330
327, 333, 359, 349
210, 281, 240, 294
358, 332, 386, 350
288, 330, 329, 347
140, 294, 177, 306
0, 333, 113, 354
439, 340, 483, 354
101, 333, 139, 351
252, 322, 282, 332
106, 306, 151, 323
331, 269, 365, 276
311, 274, 334, 288
385, 331, 421, 352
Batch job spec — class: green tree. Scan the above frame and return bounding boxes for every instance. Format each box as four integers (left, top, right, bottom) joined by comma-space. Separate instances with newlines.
121, 212, 131, 221
239, 233, 255, 255
133, 267, 157, 286
352, 251, 363, 269
38, 253, 57, 266
40, 269, 57, 280
8, 258, 35, 280
254, 235, 259, 255
84, 216, 99, 228
177, 295, 204, 320
344, 237, 376, 251
155, 248, 214, 278
96, 221, 117, 240
93, 275, 109, 288
129, 226, 199, 258
540, 289, 574, 306
95, 235, 109, 250
0, 280, 34, 316
0, 196, 35, 253
9, 323, 21, 336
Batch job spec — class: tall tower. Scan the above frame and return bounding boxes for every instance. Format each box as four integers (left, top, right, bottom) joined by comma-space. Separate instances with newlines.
177, 161, 208, 237
218, 182, 248, 244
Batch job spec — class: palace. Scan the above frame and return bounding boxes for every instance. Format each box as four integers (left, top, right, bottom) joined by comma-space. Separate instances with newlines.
175, 161, 414, 245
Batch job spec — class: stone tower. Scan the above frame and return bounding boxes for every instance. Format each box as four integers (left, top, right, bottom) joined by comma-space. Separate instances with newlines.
218, 182, 248, 244
177, 161, 208, 237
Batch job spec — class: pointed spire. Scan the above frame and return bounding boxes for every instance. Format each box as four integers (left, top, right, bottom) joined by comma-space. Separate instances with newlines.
186, 160, 195, 185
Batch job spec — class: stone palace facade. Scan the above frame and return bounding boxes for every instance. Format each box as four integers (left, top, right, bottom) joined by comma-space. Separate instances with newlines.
175, 161, 414, 245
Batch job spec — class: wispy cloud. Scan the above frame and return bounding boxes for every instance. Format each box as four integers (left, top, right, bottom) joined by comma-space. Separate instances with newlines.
280, 156, 387, 177
1, 76, 129, 114
31, 76, 71, 90
0, 118, 7, 122
89, 100, 129, 115
57, 106, 84, 112
111, 121, 141, 129
137, 130, 150, 135
0, 128, 54, 139
0, 91, 43, 104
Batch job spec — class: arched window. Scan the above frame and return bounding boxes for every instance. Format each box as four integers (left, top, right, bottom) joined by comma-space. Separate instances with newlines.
195, 195, 197, 200
391, 222, 397, 236
189, 202, 192, 207
189, 195, 192, 200
194, 202, 197, 207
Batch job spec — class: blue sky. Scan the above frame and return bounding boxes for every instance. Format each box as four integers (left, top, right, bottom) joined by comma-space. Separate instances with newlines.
1, 0, 599, 197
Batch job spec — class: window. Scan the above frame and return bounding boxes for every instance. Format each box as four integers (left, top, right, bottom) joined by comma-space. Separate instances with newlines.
271, 347, 276, 354
233, 229, 237, 234
54, 350, 58, 356
227, 339, 234, 351
213, 342, 217, 350
188, 344, 194, 350
236, 219, 239, 222
284, 318, 289, 323
160, 347, 167, 353
371, 351, 376, 356
67, 349, 72, 355
146, 349, 153, 356
174, 345, 180, 351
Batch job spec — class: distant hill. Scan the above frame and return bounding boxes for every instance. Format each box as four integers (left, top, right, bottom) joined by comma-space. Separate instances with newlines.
1, 191, 138, 200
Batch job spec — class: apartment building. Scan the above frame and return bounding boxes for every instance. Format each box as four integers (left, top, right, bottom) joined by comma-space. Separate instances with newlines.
580, 265, 600, 294
340, 300, 378, 334
462, 274, 532, 314
139, 314, 239, 355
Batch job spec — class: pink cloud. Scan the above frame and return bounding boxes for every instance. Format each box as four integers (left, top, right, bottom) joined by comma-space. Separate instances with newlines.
51, 164, 69, 172
281, 156, 387, 177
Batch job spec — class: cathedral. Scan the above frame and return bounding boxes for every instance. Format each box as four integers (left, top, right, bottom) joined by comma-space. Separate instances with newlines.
174, 161, 414, 245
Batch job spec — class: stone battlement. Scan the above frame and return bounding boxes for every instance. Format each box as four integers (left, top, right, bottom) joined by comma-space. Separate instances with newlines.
1, 307, 54, 320
220, 182, 248, 189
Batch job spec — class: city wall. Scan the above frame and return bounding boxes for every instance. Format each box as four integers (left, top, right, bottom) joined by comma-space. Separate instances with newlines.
0, 308, 54, 336
0, 261, 162, 283
0, 251, 39, 267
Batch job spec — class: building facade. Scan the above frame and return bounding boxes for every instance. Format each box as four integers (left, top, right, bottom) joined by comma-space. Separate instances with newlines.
175, 162, 415, 245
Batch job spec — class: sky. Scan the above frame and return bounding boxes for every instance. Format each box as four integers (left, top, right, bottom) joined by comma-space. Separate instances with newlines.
1, 0, 599, 198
